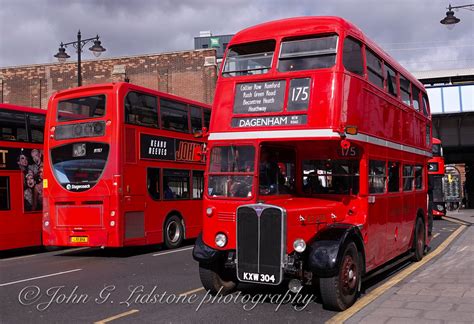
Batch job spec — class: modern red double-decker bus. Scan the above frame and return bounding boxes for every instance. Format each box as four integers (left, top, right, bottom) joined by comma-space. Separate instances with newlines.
193, 17, 432, 310
43, 82, 211, 248
428, 138, 445, 217
0, 104, 45, 251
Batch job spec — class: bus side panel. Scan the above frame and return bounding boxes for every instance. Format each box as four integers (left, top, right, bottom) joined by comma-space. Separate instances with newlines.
0, 172, 42, 250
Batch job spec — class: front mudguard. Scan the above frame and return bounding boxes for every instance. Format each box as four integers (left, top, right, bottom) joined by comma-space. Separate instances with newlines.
192, 233, 222, 264
307, 223, 365, 278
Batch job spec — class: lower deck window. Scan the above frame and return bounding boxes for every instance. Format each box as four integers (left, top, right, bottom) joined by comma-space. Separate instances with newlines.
0, 176, 10, 210
147, 168, 160, 200
303, 159, 359, 195
414, 165, 423, 190
163, 169, 190, 200
369, 160, 386, 194
403, 165, 414, 191
192, 171, 204, 199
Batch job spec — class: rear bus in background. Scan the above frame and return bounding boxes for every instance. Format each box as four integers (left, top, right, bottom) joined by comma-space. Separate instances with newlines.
428, 138, 446, 217
43, 82, 211, 248
0, 104, 45, 250
193, 17, 432, 311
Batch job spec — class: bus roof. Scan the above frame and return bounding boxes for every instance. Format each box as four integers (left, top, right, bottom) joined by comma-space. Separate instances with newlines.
49, 82, 211, 109
228, 16, 424, 91
0, 103, 45, 115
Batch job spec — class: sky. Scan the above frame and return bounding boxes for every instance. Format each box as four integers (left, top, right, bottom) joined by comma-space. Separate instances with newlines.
0, 0, 473, 72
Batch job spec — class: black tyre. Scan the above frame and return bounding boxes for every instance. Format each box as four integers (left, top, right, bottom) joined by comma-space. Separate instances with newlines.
320, 242, 361, 311
412, 217, 425, 262
199, 262, 237, 295
164, 215, 184, 249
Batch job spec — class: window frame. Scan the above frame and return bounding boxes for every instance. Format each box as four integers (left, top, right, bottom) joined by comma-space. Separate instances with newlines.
414, 165, 423, 190
125, 91, 159, 128
57, 94, 107, 122
0, 109, 28, 142
342, 36, 364, 76
147, 167, 161, 201
0, 176, 10, 211
403, 165, 415, 192
277, 34, 339, 73
384, 63, 398, 97
365, 48, 384, 89
369, 160, 386, 194
163, 168, 191, 200
192, 170, 204, 199
399, 74, 412, 107
159, 98, 190, 134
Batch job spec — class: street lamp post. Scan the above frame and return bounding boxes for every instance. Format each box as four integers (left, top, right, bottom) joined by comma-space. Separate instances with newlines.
440, 3, 474, 29
54, 30, 106, 86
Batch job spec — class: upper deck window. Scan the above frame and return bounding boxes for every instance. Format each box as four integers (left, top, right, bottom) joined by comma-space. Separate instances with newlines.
160, 99, 189, 133
0, 110, 27, 142
222, 40, 275, 77
422, 93, 429, 116
278, 35, 337, 72
342, 37, 363, 76
58, 95, 106, 122
29, 113, 45, 143
412, 86, 421, 111
400, 75, 411, 106
366, 49, 384, 89
125, 92, 158, 128
385, 64, 397, 97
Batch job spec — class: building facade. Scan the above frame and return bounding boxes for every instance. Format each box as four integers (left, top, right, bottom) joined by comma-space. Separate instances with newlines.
0, 49, 218, 109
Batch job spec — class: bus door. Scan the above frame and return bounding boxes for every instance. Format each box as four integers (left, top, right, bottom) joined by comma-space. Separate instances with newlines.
123, 126, 146, 243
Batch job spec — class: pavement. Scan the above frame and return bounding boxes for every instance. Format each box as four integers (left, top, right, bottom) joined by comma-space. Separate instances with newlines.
342, 209, 474, 324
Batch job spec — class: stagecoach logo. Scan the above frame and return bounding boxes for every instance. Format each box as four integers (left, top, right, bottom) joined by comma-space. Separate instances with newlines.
0, 149, 8, 168
231, 115, 307, 128
66, 183, 91, 191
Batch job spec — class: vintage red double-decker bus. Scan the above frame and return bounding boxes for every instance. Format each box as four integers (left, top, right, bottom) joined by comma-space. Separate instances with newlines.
428, 138, 445, 217
193, 17, 432, 310
43, 82, 211, 248
0, 104, 45, 250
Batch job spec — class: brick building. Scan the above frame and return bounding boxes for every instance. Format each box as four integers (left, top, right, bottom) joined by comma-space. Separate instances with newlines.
0, 49, 218, 109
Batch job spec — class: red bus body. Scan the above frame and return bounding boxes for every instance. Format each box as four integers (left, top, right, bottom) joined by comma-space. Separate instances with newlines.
43, 82, 211, 248
0, 104, 45, 250
193, 17, 432, 311
428, 138, 445, 216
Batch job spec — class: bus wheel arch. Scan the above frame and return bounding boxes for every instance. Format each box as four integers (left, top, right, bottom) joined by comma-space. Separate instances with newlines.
307, 224, 364, 311
319, 241, 362, 311
163, 212, 185, 249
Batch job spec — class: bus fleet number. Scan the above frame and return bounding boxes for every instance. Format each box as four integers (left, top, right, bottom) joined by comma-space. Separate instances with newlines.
340, 147, 358, 157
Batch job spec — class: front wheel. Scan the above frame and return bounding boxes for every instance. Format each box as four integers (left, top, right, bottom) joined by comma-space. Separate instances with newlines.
412, 217, 425, 261
199, 262, 237, 295
320, 242, 361, 311
164, 215, 184, 249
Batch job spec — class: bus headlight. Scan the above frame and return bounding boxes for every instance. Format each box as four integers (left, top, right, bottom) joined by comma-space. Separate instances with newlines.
293, 238, 306, 253
206, 207, 214, 217
215, 233, 227, 248
44, 220, 50, 227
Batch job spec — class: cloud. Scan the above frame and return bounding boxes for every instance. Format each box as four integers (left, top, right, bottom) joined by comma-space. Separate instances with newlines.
1, 0, 472, 71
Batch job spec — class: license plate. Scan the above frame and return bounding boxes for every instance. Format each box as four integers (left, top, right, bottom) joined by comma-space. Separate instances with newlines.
241, 271, 277, 284
70, 236, 88, 243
